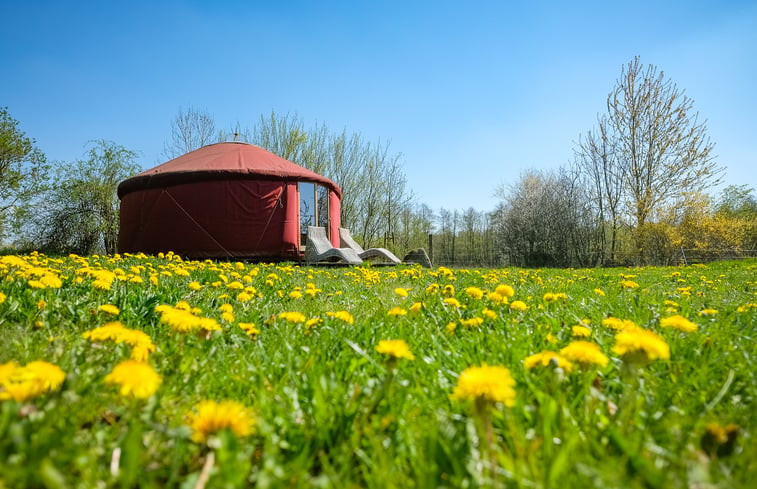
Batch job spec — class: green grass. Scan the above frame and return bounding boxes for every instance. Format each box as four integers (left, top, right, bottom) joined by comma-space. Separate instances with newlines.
1, 253, 755, 488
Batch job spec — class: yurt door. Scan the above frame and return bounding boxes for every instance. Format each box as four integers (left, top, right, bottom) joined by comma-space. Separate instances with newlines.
299, 182, 330, 247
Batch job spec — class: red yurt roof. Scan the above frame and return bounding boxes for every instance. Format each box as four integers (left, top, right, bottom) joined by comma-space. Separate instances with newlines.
117, 141, 341, 199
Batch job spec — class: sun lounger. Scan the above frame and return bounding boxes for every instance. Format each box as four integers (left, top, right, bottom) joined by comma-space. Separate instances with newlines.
305, 226, 363, 265
339, 228, 401, 264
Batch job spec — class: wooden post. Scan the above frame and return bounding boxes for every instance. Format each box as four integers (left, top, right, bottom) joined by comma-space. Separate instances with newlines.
428, 233, 433, 266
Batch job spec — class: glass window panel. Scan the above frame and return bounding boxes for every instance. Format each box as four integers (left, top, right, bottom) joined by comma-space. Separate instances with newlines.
299, 183, 315, 233
317, 185, 329, 228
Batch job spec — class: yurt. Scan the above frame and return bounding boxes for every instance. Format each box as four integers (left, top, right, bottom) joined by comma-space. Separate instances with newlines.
117, 142, 342, 260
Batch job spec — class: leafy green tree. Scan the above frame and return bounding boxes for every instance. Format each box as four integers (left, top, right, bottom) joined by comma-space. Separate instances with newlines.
0, 107, 48, 240
714, 184, 757, 250
29, 140, 140, 254
715, 185, 757, 218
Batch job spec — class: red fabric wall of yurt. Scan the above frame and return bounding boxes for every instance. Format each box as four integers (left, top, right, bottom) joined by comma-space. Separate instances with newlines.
117, 142, 341, 260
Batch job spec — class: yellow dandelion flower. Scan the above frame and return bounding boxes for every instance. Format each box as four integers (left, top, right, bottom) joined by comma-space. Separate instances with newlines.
409, 302, 423, 315
157, 306, 200, 332
289, 290, 303, 299
494, 284, 515, 298
387, 306, 407, 317
543, 292, 568, 302
620, 280, 639, 289
736, 303, 757, 313
612, 328, 670, 364
487, 291, 507, 305
221, 311, 235, 323
188, 281, 203, 291
326, 310, 354, 325
572, 325, 591, 338
559, 341, 608, 368
546, 332, 558, 344
375, 339, 415, 360
699, 308, 718, 317
278, 311, 306, 324
0, 361, 66, 402
40, 274, 63, 288
450, 365, 516, 406
83, 321, 128, 342
460, 317, 484, 328
237, 291, 253, 302
601, 317, 638, 331
465, 287, 484, 299
187, 400, 255, 443
701, 423, 740, 458
660, 314, 698, 333
98, 304, 120, 316
594, 288, 605, 296
304, 287, 321, 298
442, 284, 455, 297
394, 287, 410, 298
83, 322, 156, 360
104, 360, 161, 399
446, 322, 457, 334
304, 318, 322, 328
93, 278, 113, 290
198, 317, 222, 332
425, 283, 440, 294
238, 322, 260, 337
0, 292, 5, 304
524, 351, 573, 373
482, 308, 497, 320
509, 300, 528, 311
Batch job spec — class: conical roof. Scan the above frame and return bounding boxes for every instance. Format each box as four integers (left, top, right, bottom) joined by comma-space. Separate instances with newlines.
118, 142, 341, 198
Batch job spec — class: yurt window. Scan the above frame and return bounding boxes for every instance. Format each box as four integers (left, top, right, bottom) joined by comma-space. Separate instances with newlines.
299, 182, 315, 231
316, 185, 329, 228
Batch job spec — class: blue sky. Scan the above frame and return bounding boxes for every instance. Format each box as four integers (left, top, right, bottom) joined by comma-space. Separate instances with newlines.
2, 0, 755, 211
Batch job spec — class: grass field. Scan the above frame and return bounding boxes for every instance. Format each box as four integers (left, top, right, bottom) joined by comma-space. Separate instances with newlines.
1, 252, 755, 488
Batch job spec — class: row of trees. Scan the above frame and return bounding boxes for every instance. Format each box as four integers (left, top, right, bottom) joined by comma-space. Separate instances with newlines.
491, 58, 753, 267
1, 58, 754, 264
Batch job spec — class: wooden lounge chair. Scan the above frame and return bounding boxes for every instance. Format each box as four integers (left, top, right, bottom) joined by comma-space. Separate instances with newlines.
339, 228, 401, 264
305, 226, 363, 265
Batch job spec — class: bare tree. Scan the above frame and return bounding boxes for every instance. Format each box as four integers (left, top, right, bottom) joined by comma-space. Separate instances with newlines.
575, 116, 624, 264
250, 111, 409, 250
162, 106, 217, 159
607, 57, 722, 237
